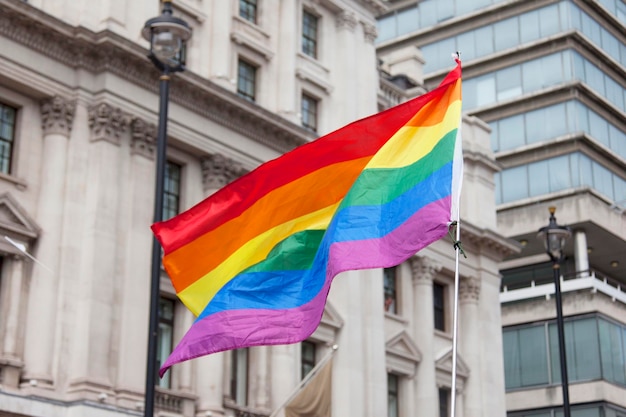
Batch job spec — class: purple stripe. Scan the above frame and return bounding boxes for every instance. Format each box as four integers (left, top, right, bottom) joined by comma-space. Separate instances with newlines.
326, 197, 451, 277
160, 283, 331, 376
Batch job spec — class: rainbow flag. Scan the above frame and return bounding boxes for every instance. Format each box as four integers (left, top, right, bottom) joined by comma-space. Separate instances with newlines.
153, 60, 463, 376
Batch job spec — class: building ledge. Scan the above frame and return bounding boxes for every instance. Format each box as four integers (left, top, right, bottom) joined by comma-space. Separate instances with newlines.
500, 270, 626, 305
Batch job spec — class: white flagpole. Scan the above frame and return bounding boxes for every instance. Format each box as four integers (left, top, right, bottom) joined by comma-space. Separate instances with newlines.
450, 222, 461, 417
449, 52, 463, 417
269, 344, 338, 417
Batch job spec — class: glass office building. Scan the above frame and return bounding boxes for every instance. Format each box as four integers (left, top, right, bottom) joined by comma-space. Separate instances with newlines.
377, 1, 626, 415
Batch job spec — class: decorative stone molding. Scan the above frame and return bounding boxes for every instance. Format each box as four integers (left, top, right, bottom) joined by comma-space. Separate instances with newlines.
130, 118, 157, 160
336, 11, 357, 31
435, 349, 469, 393
88, 103, 129, 145
201, 153, 247, 192
386, 331, 421, 377
459, 275, 481, 303
409, 255, 442, 285
362, 22, 378, 44
459, 223, 521, 261
40, 96, 75, 137
0, 0, 313, 156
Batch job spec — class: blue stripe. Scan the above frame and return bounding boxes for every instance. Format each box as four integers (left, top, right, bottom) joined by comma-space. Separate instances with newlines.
197, 162, 452, 320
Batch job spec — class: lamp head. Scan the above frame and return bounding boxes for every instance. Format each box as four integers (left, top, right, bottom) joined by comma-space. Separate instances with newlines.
142, 0, 192, 72
537, 207, 571, 263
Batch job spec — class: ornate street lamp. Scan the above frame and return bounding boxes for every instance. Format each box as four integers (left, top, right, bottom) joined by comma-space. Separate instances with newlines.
537, 207, 572, 417
141, 2, 191, 417
142, 0, 191, 73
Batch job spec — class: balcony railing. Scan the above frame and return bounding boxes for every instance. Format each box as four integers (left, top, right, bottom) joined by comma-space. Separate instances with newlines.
500, 269, 625, 305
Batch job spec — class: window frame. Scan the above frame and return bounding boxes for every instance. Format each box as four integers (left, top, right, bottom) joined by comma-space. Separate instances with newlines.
301, 340, 317, 379
230, 348, 249, 406
438, 387, 450, 417
156, 297, 176, 389
388, 372, 400, 417
301, 92, 319, 132
433, 281, 446, 331
239, 0, 257, 24
163, 160, 182, 221
237, 58, 258, 102
302, 9, 319, 59
0, 101, 17, 175
384, 266, 399, 314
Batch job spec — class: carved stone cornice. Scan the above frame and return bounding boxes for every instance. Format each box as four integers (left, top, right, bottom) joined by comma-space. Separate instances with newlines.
88, 103, 129, 145
336, 11, 357, 31
362, 22, 378, 44
459, 222, 521, 261
0, 0, 315, 155
459, 275, 481, 303
40, 96, 75, 137
201, 153, 247, 192
409, 255, 442, 285
130, 118, 157, 160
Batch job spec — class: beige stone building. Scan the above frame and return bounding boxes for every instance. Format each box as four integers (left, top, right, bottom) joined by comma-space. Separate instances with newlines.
0, 0, 513, 416
377, 0, 626, 416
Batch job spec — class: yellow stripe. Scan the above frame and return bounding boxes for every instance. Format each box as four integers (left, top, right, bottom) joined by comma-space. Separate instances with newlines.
178, 202, 340, 315
367, 99, 461, 169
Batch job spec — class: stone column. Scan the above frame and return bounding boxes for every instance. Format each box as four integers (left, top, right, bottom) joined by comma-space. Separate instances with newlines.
23, 96, 75, 388
573, 230, 589, 277
209, 0, 233, 88
66, 102, 128, 398
334, 11, 360, 123
193, 153, 245, 417
358, 21, 380, 116
251, 346, 271, 412
276, 0, 298, 122
1, 255, 26, 388
459, 275, 482, 417
409, 255, 441, 417
114, 118, 161, 405
271, 344, 299, 417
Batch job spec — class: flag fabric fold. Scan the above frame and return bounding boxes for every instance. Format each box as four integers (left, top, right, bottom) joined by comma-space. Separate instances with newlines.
153, 60, 463, 377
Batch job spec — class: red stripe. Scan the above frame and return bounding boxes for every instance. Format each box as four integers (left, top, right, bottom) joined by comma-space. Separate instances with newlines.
152, 64, 461, 254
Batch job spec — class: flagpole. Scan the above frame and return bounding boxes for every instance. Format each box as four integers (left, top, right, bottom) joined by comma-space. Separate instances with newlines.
269, 344, 338, 417
450, 221, 461, 417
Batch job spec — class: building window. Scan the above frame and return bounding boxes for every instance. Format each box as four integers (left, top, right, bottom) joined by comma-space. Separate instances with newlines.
237, 59, 257, 102
231, 348, 249, 406
433, 282, 445, 331
438, 388, 450, 417
502, 314, 626, 390
239, 0, 257, 23
302, 10, 318, 58
156, 297, 175, 388
388, 373, 399, 417
163, 161, 181, 221
301, 93, 318, 132
384, 267, 398, 314
0, 102, 16, 174
301, 340, 316, 379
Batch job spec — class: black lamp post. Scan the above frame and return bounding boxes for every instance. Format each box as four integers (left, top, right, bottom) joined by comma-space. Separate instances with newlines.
537, 207, 572, 417
141, 2, 191, 416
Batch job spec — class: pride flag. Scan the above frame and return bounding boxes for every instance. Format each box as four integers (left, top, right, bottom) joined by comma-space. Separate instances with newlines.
153, 60, 463, 376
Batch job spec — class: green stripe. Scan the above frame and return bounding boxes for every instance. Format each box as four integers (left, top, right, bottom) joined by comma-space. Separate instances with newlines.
242, 229, 325, 274
340, 129, 456, 209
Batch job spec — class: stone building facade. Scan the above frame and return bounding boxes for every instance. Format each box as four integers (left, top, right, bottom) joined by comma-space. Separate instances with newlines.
0, 1, 514, 416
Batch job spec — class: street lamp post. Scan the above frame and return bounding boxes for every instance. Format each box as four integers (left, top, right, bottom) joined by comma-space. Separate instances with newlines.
537, 207, 572, 417
141, 2, 191, 416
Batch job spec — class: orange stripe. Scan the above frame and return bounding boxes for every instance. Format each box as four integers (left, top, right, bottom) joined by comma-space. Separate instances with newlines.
164, 156, 372, 293
407, 81, 461, 127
